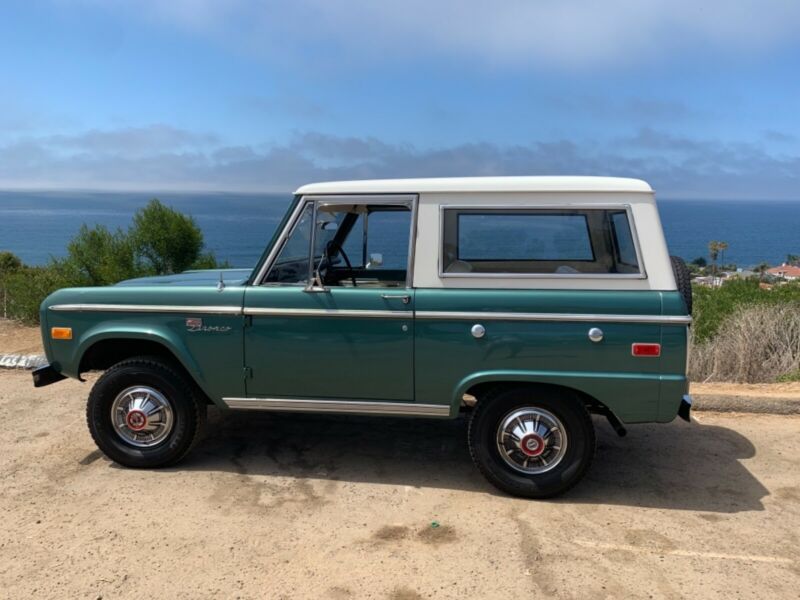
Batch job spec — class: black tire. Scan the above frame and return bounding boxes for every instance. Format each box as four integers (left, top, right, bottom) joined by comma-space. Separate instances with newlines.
671, 255, 693, 314
468, 386, 595, 498
86, 356, 206, 468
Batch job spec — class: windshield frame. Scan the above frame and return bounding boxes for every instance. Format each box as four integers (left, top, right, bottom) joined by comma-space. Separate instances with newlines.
254, 194, 418, 288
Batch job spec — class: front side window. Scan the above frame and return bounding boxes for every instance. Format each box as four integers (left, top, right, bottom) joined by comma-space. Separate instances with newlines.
442, 208, 641, 275
264, 200, 412, 287
264, 203, 314, 285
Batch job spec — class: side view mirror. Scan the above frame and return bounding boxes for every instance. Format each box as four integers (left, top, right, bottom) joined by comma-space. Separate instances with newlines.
366, 253, 383, 269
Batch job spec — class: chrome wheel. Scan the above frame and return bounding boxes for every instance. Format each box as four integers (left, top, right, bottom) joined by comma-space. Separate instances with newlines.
496, 407, 568, 474
110, 386, 174, 448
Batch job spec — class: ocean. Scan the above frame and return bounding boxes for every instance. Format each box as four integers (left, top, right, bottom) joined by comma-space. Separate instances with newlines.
0, 190, 798, 269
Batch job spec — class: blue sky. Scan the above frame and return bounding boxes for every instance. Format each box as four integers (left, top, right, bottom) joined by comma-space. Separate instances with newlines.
1, 0, 799, 198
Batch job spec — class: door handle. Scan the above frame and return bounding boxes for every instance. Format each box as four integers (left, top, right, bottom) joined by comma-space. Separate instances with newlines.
381, 294, 411, 304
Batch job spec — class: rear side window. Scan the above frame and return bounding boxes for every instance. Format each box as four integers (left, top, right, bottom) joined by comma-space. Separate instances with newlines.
441, 208, 641, 275
610, 211, 638, 267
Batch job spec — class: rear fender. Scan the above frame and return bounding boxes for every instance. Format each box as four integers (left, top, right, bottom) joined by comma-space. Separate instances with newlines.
452, 369, 663, 423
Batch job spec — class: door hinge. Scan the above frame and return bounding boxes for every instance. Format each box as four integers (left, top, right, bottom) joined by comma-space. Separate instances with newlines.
243, 366, 253, 379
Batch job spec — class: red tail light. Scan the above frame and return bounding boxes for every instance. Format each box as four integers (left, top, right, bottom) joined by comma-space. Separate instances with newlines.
632, 343, 661, 357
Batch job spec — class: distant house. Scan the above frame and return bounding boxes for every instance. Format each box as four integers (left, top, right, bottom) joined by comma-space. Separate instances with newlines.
693, 275, 725, 287
767, 263, 800, 281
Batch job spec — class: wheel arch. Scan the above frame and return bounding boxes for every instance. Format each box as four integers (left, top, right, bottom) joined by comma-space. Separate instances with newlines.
454, 371, 623, 422
76, 330, 214, 404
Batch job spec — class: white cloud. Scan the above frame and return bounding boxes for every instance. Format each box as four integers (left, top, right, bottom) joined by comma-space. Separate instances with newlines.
2, 125, 799, 199
46, 124, 218, 158
71, 0, 800, 68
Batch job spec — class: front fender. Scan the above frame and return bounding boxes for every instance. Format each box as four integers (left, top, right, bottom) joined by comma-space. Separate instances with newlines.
64, 324, 213, 402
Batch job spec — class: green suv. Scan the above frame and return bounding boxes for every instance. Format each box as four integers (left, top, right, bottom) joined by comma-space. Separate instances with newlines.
34, 176, 692, 498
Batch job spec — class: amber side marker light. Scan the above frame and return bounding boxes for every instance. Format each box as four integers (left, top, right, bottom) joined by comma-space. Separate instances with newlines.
632, 343, 661, 357
51, 327, 73, 340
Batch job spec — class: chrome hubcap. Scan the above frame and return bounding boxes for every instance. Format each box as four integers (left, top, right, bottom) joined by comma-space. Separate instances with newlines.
111, 386, 174, 448
496, 407, 568, 474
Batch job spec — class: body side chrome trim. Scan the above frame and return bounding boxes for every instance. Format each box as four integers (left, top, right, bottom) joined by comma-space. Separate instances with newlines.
243, 307, 410, 319
49, 304, 690, 324
415, 310, 691, 325
49, 304, 243, 315
222, 397, 449, 416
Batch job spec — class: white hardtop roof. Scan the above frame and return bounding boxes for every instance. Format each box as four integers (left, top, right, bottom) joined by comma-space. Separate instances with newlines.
295, 176, 653, 195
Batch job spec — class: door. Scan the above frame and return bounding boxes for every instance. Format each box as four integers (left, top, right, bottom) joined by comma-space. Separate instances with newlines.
243, 195, 416, 401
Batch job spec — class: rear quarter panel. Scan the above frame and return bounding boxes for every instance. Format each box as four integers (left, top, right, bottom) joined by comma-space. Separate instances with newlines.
414, 289, 688, 423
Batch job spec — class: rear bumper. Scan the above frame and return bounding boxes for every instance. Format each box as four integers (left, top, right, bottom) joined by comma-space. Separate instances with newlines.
678, 394, 692, 422
32, 364, 67, 388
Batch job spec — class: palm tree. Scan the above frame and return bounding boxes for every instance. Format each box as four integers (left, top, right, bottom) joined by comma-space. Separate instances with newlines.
708, 241, 722, 285
718, 241, 729, 270
755, 262, 770, 282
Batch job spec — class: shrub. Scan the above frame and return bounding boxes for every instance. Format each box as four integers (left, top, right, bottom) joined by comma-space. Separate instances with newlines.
692, 278, 800, 342
689, 304, 800, 383
4, 264, 74, 324
63, 224, 138, 286
131, 199, 206, 274
0, 251, 24, 318
3, 199, 224, 324
0, 251, 22, 274
777, 370, 800, 382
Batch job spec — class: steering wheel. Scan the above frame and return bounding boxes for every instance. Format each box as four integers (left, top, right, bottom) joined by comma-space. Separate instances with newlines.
322, 240, 358, 287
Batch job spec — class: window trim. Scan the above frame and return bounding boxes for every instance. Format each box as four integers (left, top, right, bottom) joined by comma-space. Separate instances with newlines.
438, 204, 647, 280
255, 194, 418, 288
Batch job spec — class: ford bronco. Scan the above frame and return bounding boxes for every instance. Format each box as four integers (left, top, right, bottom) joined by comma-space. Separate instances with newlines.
34, 176, 692, 498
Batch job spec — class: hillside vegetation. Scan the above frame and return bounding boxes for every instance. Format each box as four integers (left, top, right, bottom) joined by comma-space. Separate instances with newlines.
0, 199, 224, 323
690, 279, 800, 382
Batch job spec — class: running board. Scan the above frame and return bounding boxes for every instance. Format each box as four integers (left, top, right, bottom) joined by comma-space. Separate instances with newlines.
222, 397, 450, 417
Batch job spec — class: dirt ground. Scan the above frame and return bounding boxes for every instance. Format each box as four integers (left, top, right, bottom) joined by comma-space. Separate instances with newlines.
1, 370, 799, 599
691, 381, 800, 397
0, 318, 42, 355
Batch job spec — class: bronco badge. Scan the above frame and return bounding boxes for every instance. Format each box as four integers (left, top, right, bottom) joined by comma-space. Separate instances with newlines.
185, 318, 232, 333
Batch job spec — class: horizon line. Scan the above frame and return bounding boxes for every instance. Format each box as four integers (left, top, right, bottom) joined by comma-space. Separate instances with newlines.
0, 185, 797, 203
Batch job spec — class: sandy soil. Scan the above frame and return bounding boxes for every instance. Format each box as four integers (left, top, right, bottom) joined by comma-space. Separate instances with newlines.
692, 381, 800, 398
1, 369, 798, 599
0, 318, 42, 355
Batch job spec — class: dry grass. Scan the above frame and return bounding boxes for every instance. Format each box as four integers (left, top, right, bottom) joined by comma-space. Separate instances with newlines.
690, 304, 800, 383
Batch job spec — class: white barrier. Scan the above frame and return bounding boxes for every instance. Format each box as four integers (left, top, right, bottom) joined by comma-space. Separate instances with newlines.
0, 354, 48, 370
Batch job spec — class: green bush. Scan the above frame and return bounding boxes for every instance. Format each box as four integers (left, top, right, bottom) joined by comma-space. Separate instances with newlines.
689, 279, 800, 382
0, 251, 22, 274
3, 199, 224, 324
132, 199, 206, 274
59, 199, 221, 286
692, 278, 800, 343
777, 371, 800, 382
0, 251, 24, 319
63, 224, 138, 286
4, 264, 73, 324
690, 303, 800, 382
